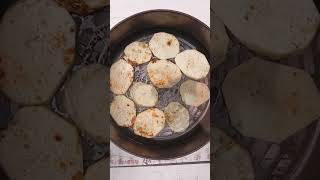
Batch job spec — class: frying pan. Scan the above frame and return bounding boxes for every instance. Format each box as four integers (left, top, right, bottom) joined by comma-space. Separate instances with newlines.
109, 10, 211, 159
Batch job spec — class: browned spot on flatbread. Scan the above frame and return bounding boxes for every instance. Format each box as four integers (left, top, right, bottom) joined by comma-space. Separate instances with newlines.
167, 40, 172, 46
72, 171, 83, 180
56, 0, 90, 14
131, 116, 136, 125
64, 48, 75, 65
152, 111, 159, 118
54, 133, 63, 142
53, 31, 67, 48
137, 126, 153, 138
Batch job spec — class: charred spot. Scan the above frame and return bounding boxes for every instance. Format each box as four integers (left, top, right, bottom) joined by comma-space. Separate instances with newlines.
167, 40, 172, 46
127, 104, 130, 107
54, 133, 63, 142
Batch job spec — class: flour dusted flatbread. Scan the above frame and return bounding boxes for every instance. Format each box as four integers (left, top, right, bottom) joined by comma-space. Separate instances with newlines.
164, 102, 190, 132
180, 80, 210, 107
211, 128, 255, 180
110, 59, 134, 94
84, 158, 108, 180
147, 59, 182, 88
211, 12, 229, 65
133, 108, 165, 138
0, 0, 76, 105
222, 58, 320, 142
212, 0, 320, 58
0, 106, 83, 180
175, 50, 210, 80
124, 41, 152, 65
110, 95, 136, 127
62, 64, 108, 143
55, 0, 109, 14
149, 32, 180, 59
129, 82, 158, 107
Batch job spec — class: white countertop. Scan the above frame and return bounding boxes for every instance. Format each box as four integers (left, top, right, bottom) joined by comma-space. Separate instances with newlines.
110, 1, 210, 179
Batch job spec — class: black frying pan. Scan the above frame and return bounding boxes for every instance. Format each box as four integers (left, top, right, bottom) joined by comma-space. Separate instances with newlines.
109, 10, 211, 159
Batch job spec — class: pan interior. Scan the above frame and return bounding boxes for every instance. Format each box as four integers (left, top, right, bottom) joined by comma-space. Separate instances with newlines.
110, 29, 210, 142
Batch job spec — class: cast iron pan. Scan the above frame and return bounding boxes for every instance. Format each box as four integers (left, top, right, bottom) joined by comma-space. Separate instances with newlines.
109, 10, 211, 159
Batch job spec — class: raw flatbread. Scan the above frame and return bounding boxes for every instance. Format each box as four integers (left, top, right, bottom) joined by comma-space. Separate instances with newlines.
129, 82, 158, 107
175, 50, 210, 80
212, 137, 254, 180
223, 57, 320, 142
55, 0, 109, 14
110, 95, 136, 127
84, 158, 108, 180
124, 41, 152, 65
149, 32, 180, 60
0, 106, 83, 180
180, 80, 210, 107
62, 64, 108, 143
110, 59, 134, 94
164, 102, 190, 132
133, 108, 165, 138
147, 59, 182, 88
0, 0, 76, 105
212, 0, 320, 58
211, 12, 229, 65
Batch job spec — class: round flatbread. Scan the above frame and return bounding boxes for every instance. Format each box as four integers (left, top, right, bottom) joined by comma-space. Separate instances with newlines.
133, 108, 165, 138
0, 106, 83, 180
212, 0, 320, 58
149, 32, 180, 59
124, 41, 152, 65
175, 50, 210, 80
55, 0, 109, 14
211, 129, 255, 180
223, 58, 320, 143
211, 12, 230, 66
110, 59, 134, 94
164, 102, 190, 132
0, 0, 76, 105
84, 158, 108, 180
147, 59, 182, 88
180, 80, 210, 107
129, 82, 158, 107
62, 64, 108, 143
110, 95, 136, 127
